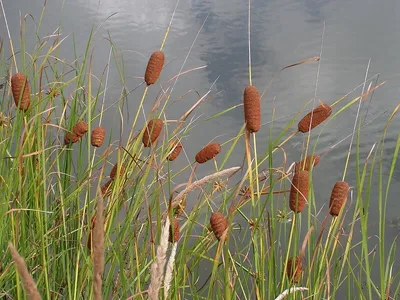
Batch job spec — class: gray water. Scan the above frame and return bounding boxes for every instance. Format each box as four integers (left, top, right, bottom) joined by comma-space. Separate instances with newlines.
3, 0, 400, 297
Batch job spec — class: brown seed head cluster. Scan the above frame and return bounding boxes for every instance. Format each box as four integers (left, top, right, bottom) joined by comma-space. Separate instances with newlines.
144, 51, 165, 86
210, 212, 228, 241
243, 85, 261, 133
110, 164, 125, 181
91, 126, 106, 147
64, 131, 79, 145
294, 155, 320, 173
169, 219, 180, 243
11, 73, 30, 111
142, 119, 163, 147
329, 181, 350, 216
298, 103, 332, 133
286, 256, 302, 283
195, 143, 221, 164
101, 180, 112, 197
72, 121, 88, 138
289, 170, 309, 213
64, 121, 88, 145
168, 140, 183, 161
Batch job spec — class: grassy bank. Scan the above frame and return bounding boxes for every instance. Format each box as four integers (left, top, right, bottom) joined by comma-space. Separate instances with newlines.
1, 1, 400, 299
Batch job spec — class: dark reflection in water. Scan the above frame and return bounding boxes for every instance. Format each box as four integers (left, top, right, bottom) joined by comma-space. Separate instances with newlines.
303, 0, 331, 23
191, 0, 272, 115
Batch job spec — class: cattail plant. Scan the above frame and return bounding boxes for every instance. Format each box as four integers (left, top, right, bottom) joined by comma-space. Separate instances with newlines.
298, 103, 332, 133
144, 51, 165, 86
168, 140, 183, 161
11, 73, 30, 111
243, 85, 261, 133
294, 155, 320, 173
195, 143, 221, 164
64, 131, 79, 145
210, 212, 228, 241
289, 170, 309, 213
142, 119, 163, 147
169, 219, 180, 243
110, 164, 124, 181
101, 180, 112, 197
91, 126, 106, 147
72, 121, 88, 138
286, 256, 302, 283
329, 181, 350, 216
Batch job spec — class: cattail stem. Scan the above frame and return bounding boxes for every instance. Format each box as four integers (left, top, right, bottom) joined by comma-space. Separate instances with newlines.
280, 214, 297, 293
278, 130, 297, 149
244, 130, 255, 207
247, 0, 252, 86
315, 217, 336, 285
307, 215, 329, 287
93, 189, 105, 300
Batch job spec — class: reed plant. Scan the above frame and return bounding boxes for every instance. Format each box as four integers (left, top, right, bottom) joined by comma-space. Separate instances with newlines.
0, 1, 399, 299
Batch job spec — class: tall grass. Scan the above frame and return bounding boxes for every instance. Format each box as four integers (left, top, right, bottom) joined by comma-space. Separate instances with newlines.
0, 1, 400, 299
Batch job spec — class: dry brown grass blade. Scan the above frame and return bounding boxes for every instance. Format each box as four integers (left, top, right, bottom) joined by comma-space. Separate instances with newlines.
280, 56, 320, 72
331, 81, 385, 107
300, 226, 314, 258
8, 243, 41, 300
261, 56, 320, 98
93, 188, 105, 300
166, 65, 207, 83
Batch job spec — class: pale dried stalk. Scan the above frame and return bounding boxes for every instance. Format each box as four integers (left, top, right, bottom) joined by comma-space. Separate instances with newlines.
274, 287, 308, 300
148, 217, 171, 300
8, 243, 41, 300
168, 166, 240, 211
93, 190, 105, 300
163, 242, 178, 299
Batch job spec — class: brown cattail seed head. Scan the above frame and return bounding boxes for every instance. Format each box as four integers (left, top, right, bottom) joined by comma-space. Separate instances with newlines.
110, 164, 124, 180
11, 73, 30, 111
142, 119, 163, 147
294, 155, 320, 173
195, 143, 221, 164
286, 256, 302, 283
243, 85, 261, 133
168, 140, 183, 161
289, 170, 309, 213
72, 121, 88, 138
64, 131, 79, 145
144, 51, 165, 86
91, 126, 106, 147
210, 212, 228, 241
169, 219, 180, 243
101, 180, 112, 197
298, 103, 332, 133
329, 181, 350, 216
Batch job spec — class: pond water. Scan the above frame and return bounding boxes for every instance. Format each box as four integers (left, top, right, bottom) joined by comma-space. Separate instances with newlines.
3, 0, 400, 297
